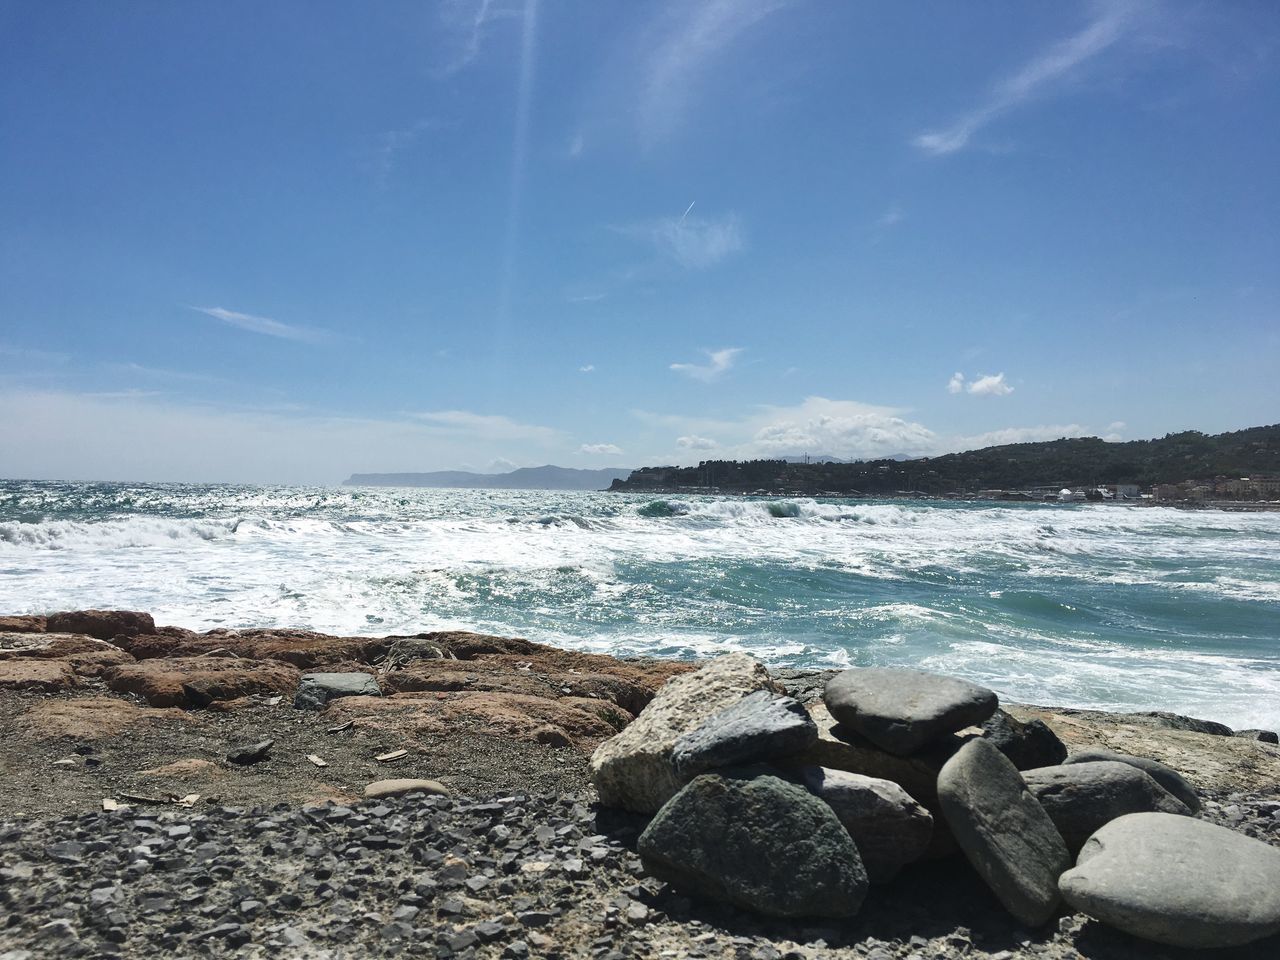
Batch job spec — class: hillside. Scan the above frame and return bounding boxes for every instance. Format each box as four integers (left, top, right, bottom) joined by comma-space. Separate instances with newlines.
609, 424, 1280, 496
344, 465, 632, 491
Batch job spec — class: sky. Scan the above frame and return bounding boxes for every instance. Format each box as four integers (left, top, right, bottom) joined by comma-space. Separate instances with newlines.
1, 0, 1277, 484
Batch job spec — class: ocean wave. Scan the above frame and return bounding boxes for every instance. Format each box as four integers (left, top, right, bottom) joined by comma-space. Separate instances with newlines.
0, 517, 240, 550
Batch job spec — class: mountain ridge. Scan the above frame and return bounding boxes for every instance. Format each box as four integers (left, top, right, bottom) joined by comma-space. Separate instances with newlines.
344, 465, 633, 491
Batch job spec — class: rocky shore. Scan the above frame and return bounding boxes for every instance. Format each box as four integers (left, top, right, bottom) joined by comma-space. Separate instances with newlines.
2, 611, 1279, 958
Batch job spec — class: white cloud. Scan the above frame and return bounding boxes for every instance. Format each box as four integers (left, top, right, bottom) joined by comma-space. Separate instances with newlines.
956, 424, 1090, 448
914, 2, 1145, 155
947, 372, 966, 394
623, 212, 744, 269
578, 364, 595, 373
488, 457, 518, 472
677, 435, 719, 450
193, 306, 335, 345
567, 131, 585, 157
966, 373, 1014, 397
638, 0, 791, 146
670, 347, 742, 382
1107, 420, 1127, 433
435, 0, 520, 76
742, 397, 937, 460
579, 442, 623, 456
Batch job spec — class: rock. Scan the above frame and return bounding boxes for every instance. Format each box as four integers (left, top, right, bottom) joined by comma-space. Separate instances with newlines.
589, 653, 780, 813
0, 615, 46, 633
1058, 812, 1280, 948
0, 633, 135, 677
980, 709, 1067, 770
1021, 761, 1190, 852
363, 779, 451, 799
637, 770, 868, 918
294, 672, 382, 710
1128, 710, 1233, 737
788, 702, 967, 808
1235, 728, 1280, 745
671, 690, 818, 779
15, 697, 193, 741
103, 657, 301, 707
227, 739, 274, 765
823, 667, 998, 756
793, 766, 933, 883
936, 738, 1070, 926
45, 609, 155, 640
1060, 748, 1200, 813
0, 660, 78, 692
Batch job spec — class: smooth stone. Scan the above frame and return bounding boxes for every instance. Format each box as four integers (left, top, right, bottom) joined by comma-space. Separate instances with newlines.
1060, 748, 1201, 813
671, 690, 818, 779
1059, 812, 1280, 948
787, 702, 968, 808
589, 653, 778, 813
226, 739, 274, 765
980, 709, 1066, 770
794, 766, 933, 883
1022, 761, 1189, 852
937, 739, 1069, 926
294, 672, 381, 710
824, 668, 998, 756
638, 769, 867, 919
363, 779, 450, 799
1235, 728, 1279, 745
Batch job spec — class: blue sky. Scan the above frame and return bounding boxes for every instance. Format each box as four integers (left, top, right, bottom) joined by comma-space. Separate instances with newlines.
1, 0, 1277, 483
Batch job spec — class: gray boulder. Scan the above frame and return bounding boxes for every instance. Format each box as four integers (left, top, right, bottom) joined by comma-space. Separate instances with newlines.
794, 766, 933, 883
294, 672, 382, 710
1061, 748, 1200, 812
1235, 728, 1279, 745
638, 770, 868, 918
590, 653, 778, 813
1022, 761, 1189, 852
1130, 710, 1233, 737
980, 709, 1067, 770
1059, 812, 1280, 948
937, 738, 1070, 926
672, 690, 818, 779
824, 668, 997, 756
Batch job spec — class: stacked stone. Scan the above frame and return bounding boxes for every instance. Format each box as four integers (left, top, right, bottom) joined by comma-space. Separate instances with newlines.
589, 654, 1280, 949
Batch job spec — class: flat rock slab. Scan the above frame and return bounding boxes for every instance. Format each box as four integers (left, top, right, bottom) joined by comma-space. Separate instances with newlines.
364, 778, 450, 798
638, 770, 868, 918
824, 668, 998, 756
937, 738, 1070, 926
590, 653, 779, 813
794, 766, 933, 883
295, 672, 382, 710
671, 690, 817, 779
1059, 812, 1280, 948
1022, 761, 1189, 852
1061, 748, 1200, 812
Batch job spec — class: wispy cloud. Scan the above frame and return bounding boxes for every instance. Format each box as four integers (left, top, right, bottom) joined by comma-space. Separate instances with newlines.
677, 434, 718, 450
624, 212, 744, 269
411, 409, 560, 442
877, 205, 905, 228
579, 442, 623, 456
638, 0, 791, 146
578, 364, 595, 373
914, 2, 1147, 155
375, 119, 433, 185
956, 424, 1090, 448
193, 306, 336, 345
949, 372, 1015, 397
435, 0, 520, 76
670, 347, 742, 382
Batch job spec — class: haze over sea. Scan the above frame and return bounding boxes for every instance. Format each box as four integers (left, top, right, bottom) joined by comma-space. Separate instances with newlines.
3, 480, 1278, 730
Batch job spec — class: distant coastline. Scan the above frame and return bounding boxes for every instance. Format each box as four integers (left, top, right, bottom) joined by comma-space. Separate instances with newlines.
344, 465, 632, 491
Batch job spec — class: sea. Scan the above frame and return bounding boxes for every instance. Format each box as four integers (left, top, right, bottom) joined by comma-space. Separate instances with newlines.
2, 480, 1278, 730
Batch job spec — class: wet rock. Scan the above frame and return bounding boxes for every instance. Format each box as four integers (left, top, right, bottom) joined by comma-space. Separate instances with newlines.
364, 779, 451, 799
980, 709, 1066, 770
1022, 761, 1190, 852
671, 690, 818, 779
45, 609, 155, 641
227, 739, 274, 765
823, 667, 998, 756
590, 653, 780, 813
1060, 748, 1200, 813
1059, 812, 1280, 948
639, 769, 867, 918
793, 766, 933, 883
937, 739, 1069, 926
294, 672, 382, 710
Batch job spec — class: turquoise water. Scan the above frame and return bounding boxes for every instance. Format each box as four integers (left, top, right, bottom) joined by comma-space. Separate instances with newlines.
2, 481, 1278, 728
